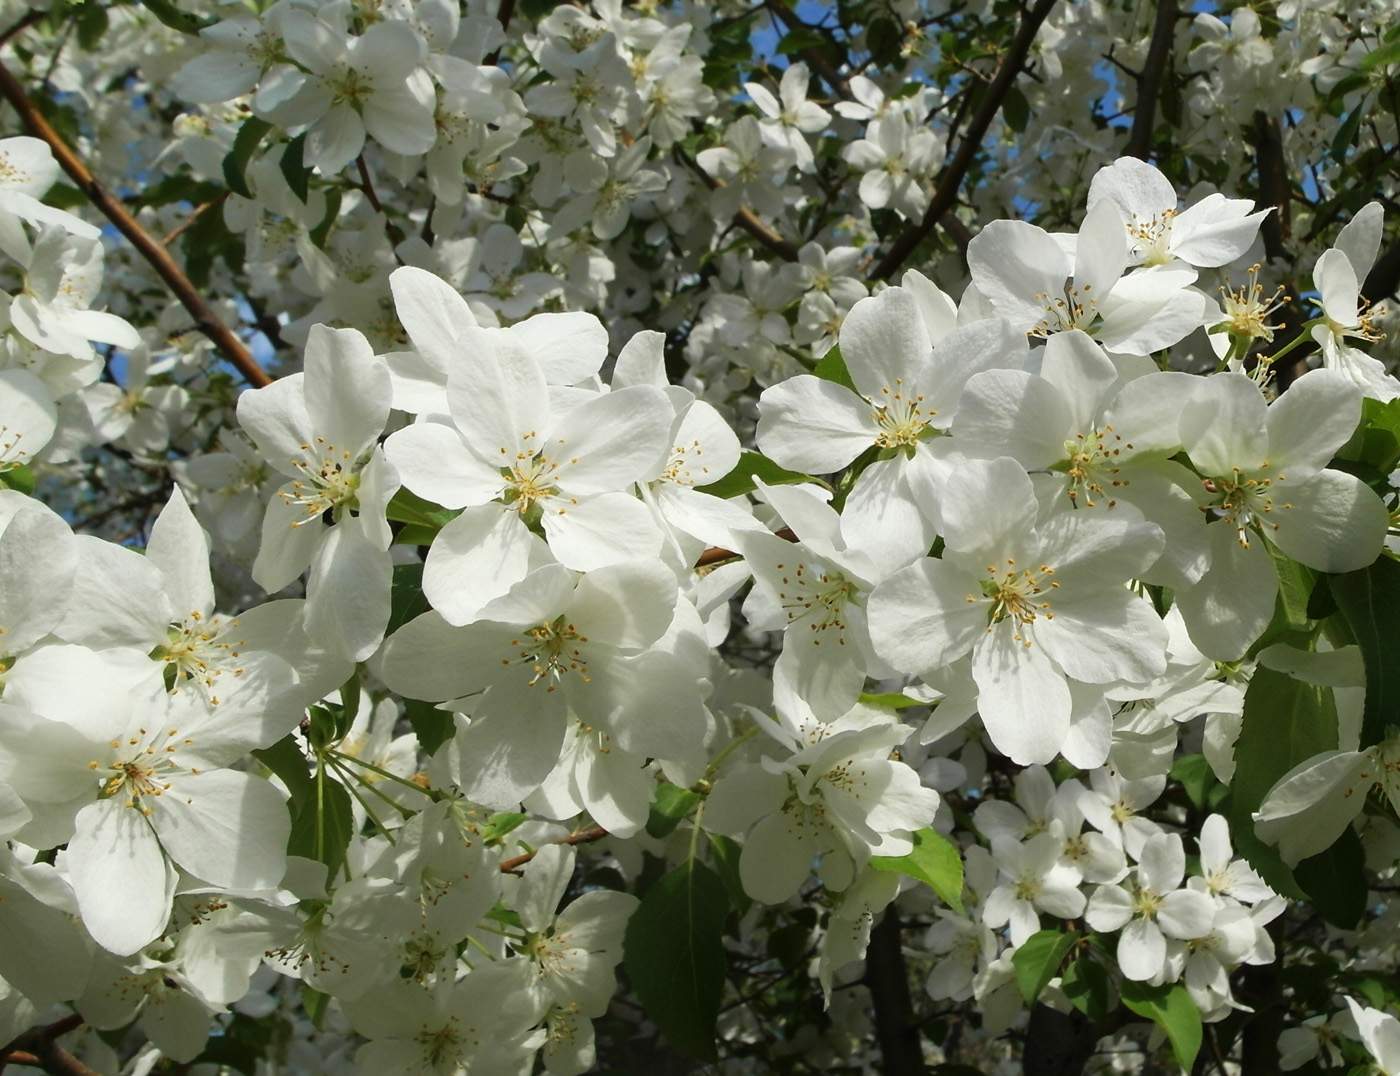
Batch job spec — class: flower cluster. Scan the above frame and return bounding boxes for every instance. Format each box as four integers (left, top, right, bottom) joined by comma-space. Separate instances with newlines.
4, 2, 1400, 1072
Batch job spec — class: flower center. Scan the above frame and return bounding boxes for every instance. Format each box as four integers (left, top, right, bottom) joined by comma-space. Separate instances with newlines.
774, 560, 856, 640
975, 559, 1058, 645
154, 612, 245, 705
92, 728, 199, 814
1202, 466, 1291, 548
500, 440, 568, 515
660, 438, 713, 486
505, 617, 591, 690
1125, 208, 1176, 265
282, 439, 365, 523
1218, 264, 1288, 343
867, 377, 934, 448
1061, 426, 1132, 507
1031, 283, 1098, 337
417, 1018, 465, 1067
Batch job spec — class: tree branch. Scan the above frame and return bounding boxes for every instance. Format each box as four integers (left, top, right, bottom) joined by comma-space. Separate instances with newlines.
871, 0, 1060, 280
1365, 238, 1400, 302
0, 61, 271, 388
0, 8, 44, 49
762, 0, 852, 100
2, 1015, 97, 1076
674, 145, 800, 261
498, 826, 609, 873
696, 527, 795, 569
1125, 0, 1178, 161
160, 192, 228, 247
864, 908, 926, 1076
484, 0, 517, 66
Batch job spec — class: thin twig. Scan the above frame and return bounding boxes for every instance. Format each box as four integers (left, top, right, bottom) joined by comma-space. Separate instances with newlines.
762, 0, 851, 100
484, 0, 517, 66
160, 192, 228, 247
355, 153, 383, 214
0, 9, 44, 49
695, 527, 796, 568
871, 0, 1061, 280
498, 826, 609, 873
0, 61, 270, 387
1126, 0, 1178, 160
674, 144, 800, 261
1, 1015, 97, 1076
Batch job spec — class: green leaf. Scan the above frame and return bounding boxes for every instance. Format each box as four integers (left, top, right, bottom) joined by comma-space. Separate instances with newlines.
623, 860, 730, 1061
1002, 84, 1029, 133
857, 691, 925, 711
1294, 824, 1367, 929
866, 17, 901, 64
1361, 38, 1400, 70
0, 464, 35, 495
193, 1012, 272, 1076
139, 0, 215, 33
300, 984, 331, 1031
1227, 665, 1337, 899
41, 183, 86, 210
1336, 396, 1400, 477
1329, 557, 1400, 748
252, 734, 314, 813
695, 451, 828, 500
1119, 979, 1201, 1072
305, 705, 338, 751
280, 134, 313, 203
646, 782, 702, 838
404, 697, 454, 756
776, 26, 826, 54
870, 828, 964, 914
75, 2, 109, 50
481, 812, 528, 842
706, 832, 751, 918
812, 342, 856, 393
393, 524, 440, 547
1011, 928, 1078, 1004
1266, 540, 1318, 633
308, 188, 341, 249
1331, 101, 1366, 163
386, 562, 429, 638
222, 117, 273, 199
287, 769, 354, 880
1169, 754, 1214, 812
1061, 957, 1110, 1022
386, 487, 462, 530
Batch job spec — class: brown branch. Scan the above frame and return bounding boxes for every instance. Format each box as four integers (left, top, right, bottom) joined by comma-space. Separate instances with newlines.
1125, 0, 1178, 160
871, 0, 1061, 281
160, 192, 228, 247
484, 0, 517, 66
0, 61, 270, 388
1253, 111, 1291, 262
498, 826, 609, 873
1251, 109, 1309, 389
355, 153, 384, 214
695, 527, 796, 568
2, 1015, 98, 1076
1365, 238, 1400, 302
864, 908, 925, 1076
0, 9, 45, 49
762, 0, 852, 100
674, 145, 800, 261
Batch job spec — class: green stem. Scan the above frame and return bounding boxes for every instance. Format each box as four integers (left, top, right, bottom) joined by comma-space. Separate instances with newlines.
701, 725, 760, 784
330, 749, 436, 797
324, 755, 401, 842
1263, 319, 1324, 366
